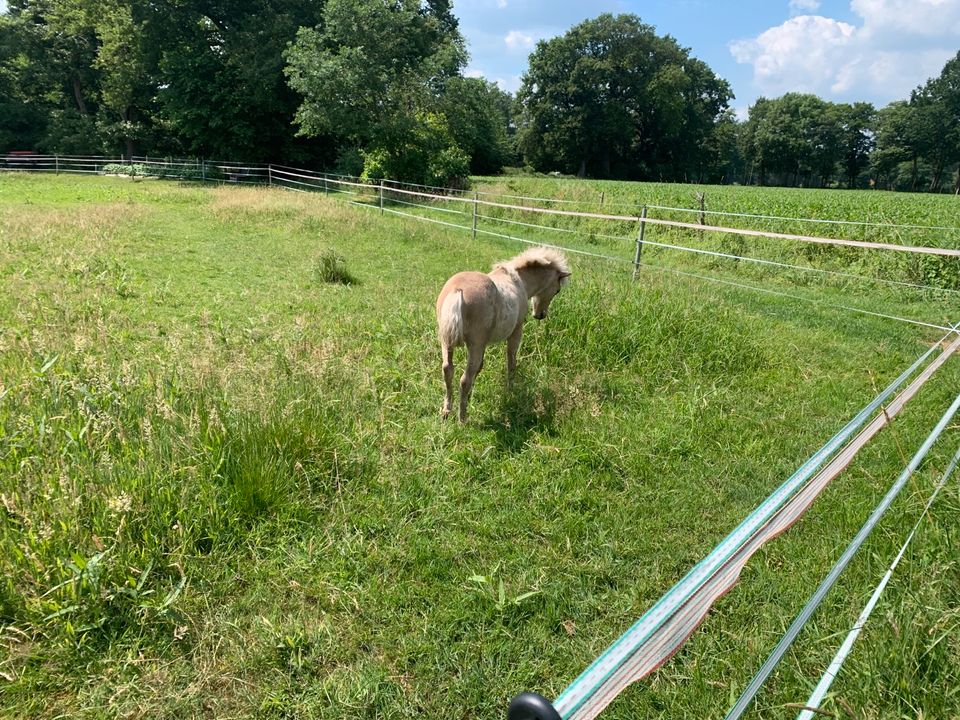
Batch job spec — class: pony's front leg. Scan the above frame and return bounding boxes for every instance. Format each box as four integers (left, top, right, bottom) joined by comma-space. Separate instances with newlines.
441, 346, 455, 419
506, 324, 523, 384
459, 343, 486, 423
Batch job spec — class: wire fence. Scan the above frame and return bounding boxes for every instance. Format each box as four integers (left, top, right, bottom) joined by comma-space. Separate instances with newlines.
5, 153, 959, 330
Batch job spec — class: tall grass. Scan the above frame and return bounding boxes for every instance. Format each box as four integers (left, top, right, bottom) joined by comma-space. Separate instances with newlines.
1, 173, 958, 719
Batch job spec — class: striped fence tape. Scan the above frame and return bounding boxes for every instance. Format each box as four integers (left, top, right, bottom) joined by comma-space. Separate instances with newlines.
508, 329, 960, 720
795, 443, 960, 720
726, 388, 960, 719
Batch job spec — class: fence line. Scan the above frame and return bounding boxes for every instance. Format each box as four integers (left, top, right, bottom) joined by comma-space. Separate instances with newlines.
9, 154, 960, 236
724, 387, 960, 720
396, 195, 960, 296
366, 188, 954, 331
379, 176, 960, 236
525, 333, 960, 720
796, 442, 960, 720
379, 184, 960, 257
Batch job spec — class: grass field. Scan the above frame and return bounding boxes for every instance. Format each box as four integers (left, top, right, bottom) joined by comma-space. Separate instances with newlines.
1, 173, 959, 719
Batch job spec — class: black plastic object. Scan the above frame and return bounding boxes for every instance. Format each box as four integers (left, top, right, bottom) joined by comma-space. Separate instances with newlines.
507, 692, 563, 720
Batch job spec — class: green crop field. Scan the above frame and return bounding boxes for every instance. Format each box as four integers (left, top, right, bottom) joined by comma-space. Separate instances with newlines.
1, 173, 959, 720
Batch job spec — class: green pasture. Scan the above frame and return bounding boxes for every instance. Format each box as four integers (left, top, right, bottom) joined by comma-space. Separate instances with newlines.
1, 173, 958, 719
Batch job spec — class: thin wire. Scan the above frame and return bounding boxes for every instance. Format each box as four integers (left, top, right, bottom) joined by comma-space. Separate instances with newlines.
724, 390, 960, 720
477, 212, 960, 295
641, 264, 954, 332
349, 189, 954, 332
387, 196, 470, 217
796, 444, 960, 720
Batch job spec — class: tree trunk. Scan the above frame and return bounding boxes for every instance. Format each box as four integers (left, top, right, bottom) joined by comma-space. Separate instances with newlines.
73, 76, 89, 116
577, 158, 587, 178
123, 107, 135, 160
600, 150, 611, 178
910, 155, 918, 191
929, 154, 944, 192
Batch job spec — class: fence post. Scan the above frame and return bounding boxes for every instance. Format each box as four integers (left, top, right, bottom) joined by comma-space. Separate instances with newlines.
55, 155, 60, 175
201, 160, 206, 183
323, 174, 328, 194
268, 164, 273, 186
697, 192, 705, 242
600, 190, 605, 207
380, 180, 385, 214
472, 192, 479, 240
633, 205, 647, 281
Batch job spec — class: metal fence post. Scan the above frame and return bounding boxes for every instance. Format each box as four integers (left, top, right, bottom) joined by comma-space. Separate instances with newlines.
55, 155, 60, 175
472, 192, 479, 240
380, 180, 385, 214
268, 164, 273, 186
323, 174, 328, 193
633, 205, 647, 281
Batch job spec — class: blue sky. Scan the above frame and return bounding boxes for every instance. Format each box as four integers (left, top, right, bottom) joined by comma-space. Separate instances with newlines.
453, 0, 960, 116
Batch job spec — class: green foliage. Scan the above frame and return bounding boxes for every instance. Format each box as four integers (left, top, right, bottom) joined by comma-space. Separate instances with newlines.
358, 112, 470, 187
101, 162, 210, 181
285, 0, 469, 186
517, 13, 732, 181
441, 77, 516, 174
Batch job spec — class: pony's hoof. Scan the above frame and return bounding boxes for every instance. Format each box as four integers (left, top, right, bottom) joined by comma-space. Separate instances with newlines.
441, 407, 450, 420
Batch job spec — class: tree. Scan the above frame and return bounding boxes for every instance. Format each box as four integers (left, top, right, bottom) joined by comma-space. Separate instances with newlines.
515, 13, 731, 180
285, 0, 469, 183
917, 51, 960, 192
153, 0, 328, 163
741, 94, 846, 187
0, 0, 104, 153
837, 102, 875, 188
440, 77, 513, 174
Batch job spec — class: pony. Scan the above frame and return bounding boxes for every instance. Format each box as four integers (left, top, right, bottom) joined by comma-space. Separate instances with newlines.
436, 246, 571, 422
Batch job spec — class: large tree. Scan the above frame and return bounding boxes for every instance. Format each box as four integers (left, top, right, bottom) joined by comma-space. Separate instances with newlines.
837, 102, 875, 189
154, 0, 327, 162
285, 0, 469, 182
440, 76, 514, 174
515, 13, 732, 180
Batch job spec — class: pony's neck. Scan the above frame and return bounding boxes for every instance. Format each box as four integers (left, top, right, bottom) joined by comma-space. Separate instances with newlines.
514, 265, 551, 298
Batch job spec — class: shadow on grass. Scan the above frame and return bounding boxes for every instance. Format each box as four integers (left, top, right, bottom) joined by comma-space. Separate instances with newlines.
480, 373, 558, 452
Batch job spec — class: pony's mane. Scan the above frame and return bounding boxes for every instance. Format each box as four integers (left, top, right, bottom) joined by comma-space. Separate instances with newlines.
496, 246, 570, 275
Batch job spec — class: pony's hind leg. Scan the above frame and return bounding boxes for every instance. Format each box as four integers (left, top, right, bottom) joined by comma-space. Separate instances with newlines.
441, 345, 455, 419
459, 343, 486, 423
506, 324, 523, 383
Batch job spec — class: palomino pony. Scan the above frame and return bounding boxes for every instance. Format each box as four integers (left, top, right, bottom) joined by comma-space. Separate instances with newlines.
436, 247, 571, 422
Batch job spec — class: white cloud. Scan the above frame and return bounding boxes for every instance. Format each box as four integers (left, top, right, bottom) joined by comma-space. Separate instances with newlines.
496, 0, 508, 7
494, 75, 524, 93
504, 30, 536, 52
464, 68, 486, 79
730, 0, 960, 104
789, 0, 821, 13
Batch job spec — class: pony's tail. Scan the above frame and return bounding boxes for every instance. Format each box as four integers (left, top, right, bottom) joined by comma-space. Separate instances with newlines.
438, 289, 465, 348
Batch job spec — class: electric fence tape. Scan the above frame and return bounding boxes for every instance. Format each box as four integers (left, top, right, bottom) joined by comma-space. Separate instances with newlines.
726, 388, 960, 720
508, 329, 960, 720
796, 443, 960, 720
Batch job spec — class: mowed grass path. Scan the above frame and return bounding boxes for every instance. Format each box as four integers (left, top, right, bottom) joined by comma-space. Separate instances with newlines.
1, 174, 958, 719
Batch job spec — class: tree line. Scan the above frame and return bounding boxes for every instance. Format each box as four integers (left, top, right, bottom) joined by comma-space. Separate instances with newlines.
1, 3, 957, 191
